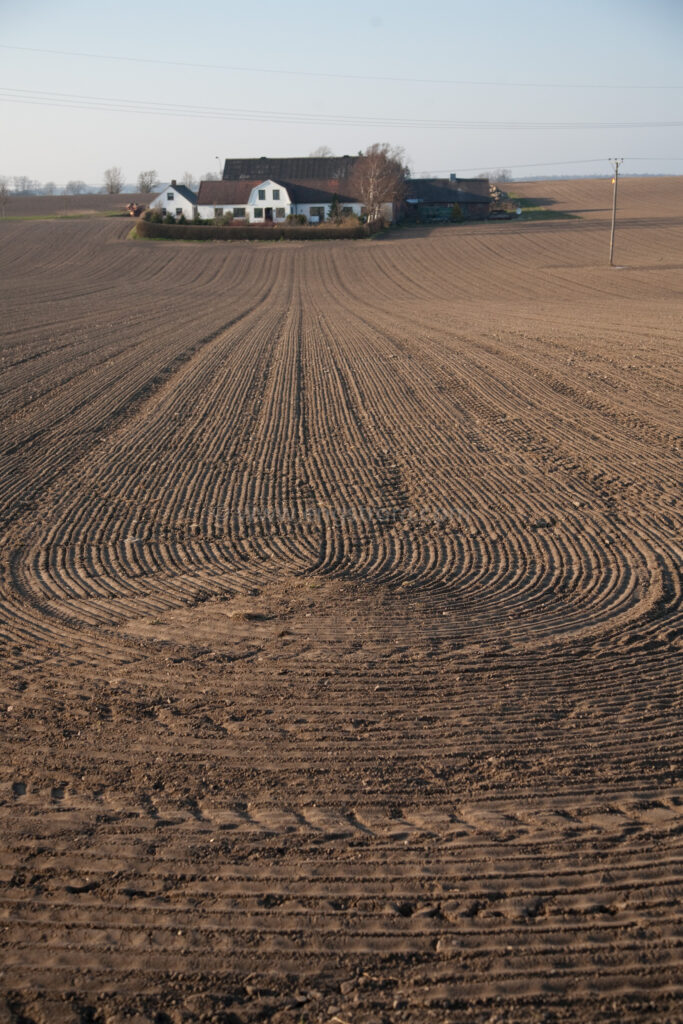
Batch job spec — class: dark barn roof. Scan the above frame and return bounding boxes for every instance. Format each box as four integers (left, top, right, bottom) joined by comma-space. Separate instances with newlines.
448, 177, 490, 197
222, 156, 358, 182
406, 179, 490, 205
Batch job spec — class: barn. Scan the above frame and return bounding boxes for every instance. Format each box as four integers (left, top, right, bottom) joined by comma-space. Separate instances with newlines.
403, 178, 491, 221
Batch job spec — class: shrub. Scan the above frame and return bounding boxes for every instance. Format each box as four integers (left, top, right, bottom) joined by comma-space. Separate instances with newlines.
286, 213, 308, 225
219, 211, 234, 226
163, 213, 175, 224
450, 202, 463, 222
328, 195, 343, 224
177, 213, 187, 224
134, 219, 381, 242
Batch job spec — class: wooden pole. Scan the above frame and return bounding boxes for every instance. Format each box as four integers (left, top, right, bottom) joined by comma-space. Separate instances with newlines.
609, 158, 622, 266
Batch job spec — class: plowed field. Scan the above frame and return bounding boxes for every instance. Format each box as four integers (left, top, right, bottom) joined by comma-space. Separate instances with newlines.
1, 179, 681, 1023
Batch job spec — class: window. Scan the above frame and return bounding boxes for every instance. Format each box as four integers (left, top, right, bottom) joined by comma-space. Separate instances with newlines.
176, 208, 182, 217
276, 207, 285, 218
253, 208, 264, 218
233, 207, 246, 218
258, 189, 266, 200
310, 206, 325, 221
161, 208, 166, 215
214, 207, 223, 217
272, 189, 280, 200
167, 192, 173, 200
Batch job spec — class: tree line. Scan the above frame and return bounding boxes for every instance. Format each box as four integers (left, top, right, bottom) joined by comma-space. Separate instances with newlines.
0, 169, 208, 199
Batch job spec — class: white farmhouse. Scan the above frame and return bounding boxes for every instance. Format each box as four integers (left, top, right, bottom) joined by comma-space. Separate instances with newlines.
151, 157, 401, 224
149, 180, 198, 219
196, 178, 363, 224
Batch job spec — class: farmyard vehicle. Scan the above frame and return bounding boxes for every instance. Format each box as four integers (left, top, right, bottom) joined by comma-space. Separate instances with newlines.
488, 208, 512, 220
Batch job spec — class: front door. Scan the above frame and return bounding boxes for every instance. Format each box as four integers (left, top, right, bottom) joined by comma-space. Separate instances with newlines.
265, 207, 273, 222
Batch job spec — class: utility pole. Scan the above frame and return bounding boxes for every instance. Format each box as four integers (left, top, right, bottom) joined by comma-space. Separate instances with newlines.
608, 157, 623, 266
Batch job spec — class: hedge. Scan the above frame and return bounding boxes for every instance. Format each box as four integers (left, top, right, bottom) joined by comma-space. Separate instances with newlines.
135, 219, 379, 242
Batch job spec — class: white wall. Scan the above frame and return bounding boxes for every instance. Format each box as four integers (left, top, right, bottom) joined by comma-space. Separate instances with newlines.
292, 202, 363, 222
196, 204, 281, 222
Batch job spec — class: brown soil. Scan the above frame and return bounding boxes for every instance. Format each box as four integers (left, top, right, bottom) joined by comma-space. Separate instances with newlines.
512, 174, 683, 221
0, 178, 681, 1023
2, 192, 149, 218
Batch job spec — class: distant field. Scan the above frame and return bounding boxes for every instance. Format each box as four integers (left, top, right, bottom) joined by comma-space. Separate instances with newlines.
512, 174, 683, 221
1, 191, 149, 218
0, 178, 681, 1023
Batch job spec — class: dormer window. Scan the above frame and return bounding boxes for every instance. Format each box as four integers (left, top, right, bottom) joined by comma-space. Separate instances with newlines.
258, 189, 266, 200
273, 189, 280, 200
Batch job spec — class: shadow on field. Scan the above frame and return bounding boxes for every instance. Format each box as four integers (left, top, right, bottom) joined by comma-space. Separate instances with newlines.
516, 196, 558, 207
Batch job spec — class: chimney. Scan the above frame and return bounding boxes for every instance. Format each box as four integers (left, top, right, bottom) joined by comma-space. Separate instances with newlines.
171, 179, 177, 186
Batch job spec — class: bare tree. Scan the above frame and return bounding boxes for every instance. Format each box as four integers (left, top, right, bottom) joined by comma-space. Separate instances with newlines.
348, 143, 407, 224
0, 177, 10, 217
137, 169, 159, 193
494, 168, 512, 184
309, 145, 333, 157
13, 175, 39, 195
65, 180, 88, 195
202, 171, 220, 182
42, 181, 57, 195
181, 171, 198, 190
103, 167, 125, 194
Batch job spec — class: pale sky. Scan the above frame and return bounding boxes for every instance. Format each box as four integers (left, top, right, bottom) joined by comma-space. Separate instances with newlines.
2, 0, 682, 187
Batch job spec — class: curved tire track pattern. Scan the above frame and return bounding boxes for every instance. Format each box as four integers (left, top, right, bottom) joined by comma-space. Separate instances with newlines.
0, 214, 681, 1022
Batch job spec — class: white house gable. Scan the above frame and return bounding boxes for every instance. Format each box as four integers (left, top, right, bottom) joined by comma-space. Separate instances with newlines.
247, 180, 292, 221
150, 181, 197, 219
248, 180, 291, 206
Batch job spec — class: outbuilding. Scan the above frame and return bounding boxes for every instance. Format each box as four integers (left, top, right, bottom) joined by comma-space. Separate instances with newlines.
403, 178, 490, 221
149, 181, 198, 220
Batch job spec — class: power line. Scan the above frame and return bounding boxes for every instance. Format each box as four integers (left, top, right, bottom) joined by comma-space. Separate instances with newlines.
1, 87, 682, 131
1, 43, 682, 91
413, 157, 683, 175
416, 158, 608, 174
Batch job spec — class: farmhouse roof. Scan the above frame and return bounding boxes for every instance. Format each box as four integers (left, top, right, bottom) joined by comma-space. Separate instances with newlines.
406, 179, 490, 205
222, 156, 358, 182
162, 182, 197, 203
197, 178, 361, 205
197, 180, 262, 205
280, 179, 360, 203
